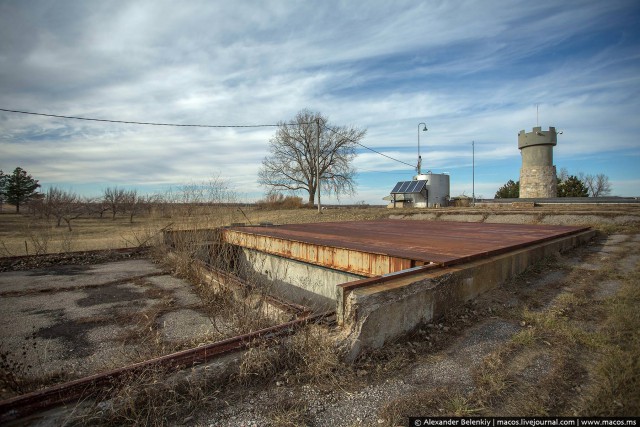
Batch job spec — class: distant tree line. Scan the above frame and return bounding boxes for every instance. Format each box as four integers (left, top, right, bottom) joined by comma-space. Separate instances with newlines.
0, 167, 165, 230
495, 168, 612, 199
23, 186, 157, 230
1, 167, 240, 231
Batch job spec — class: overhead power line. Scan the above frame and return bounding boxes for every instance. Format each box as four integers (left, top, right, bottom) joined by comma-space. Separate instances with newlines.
321, 123, 415, 168
1, 107, 416, 169
0, 108, 285, 128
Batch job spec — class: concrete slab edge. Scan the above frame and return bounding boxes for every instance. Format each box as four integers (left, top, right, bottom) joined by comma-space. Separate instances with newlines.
339, 229, 596, 360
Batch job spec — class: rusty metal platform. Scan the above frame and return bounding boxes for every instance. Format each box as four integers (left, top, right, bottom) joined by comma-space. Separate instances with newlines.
223, 220, 589, 277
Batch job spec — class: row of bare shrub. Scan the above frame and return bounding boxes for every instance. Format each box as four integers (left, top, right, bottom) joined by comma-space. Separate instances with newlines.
255, 192, 304, 210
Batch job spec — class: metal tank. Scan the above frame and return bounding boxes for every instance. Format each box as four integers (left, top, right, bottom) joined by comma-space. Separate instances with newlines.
413, 173, 450, 208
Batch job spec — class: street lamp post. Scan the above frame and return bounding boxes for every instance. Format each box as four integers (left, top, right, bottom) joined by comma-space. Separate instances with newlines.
472, 140, 475, 207
417, 122, 428, 174
316, 117, 321, 213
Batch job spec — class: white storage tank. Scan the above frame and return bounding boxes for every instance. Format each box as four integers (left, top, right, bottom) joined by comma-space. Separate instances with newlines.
420, 173, 450, 207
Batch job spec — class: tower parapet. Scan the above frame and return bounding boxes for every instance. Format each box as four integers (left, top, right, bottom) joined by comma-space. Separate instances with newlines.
518, 126, 557, 198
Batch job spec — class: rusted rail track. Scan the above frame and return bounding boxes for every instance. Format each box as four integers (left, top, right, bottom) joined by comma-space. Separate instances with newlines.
0, 311, 334, 423
0, 246, 151, 272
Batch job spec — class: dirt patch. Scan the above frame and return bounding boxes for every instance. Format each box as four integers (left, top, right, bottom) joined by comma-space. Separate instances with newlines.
407, 319, 520, 390
594, 280, 623, 299
35, 318, 105, 358
157, 309, 228, 343
620, 254, 640, 273
0, 248, 149, 272
27, 264, 92, 276
77, 283, 146, 307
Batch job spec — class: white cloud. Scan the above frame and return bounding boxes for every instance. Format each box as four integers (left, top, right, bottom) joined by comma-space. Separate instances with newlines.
1, 0, 638, 202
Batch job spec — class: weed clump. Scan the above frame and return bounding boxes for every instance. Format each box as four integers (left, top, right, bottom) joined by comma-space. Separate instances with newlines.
236, 324, 346, 388
255, 193, 304, 210
67, 365, 222, 426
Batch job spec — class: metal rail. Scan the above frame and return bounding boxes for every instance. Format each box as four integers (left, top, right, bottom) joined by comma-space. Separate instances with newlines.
0, 311, 334, 423
0, 247, 150, 271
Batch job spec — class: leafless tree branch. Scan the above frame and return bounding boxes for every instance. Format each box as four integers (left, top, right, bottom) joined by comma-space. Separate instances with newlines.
258, 109, 365, 204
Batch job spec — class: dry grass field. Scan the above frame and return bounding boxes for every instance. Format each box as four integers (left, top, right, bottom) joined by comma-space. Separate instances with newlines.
2, 202, 638, 257
0, 205, 395, 257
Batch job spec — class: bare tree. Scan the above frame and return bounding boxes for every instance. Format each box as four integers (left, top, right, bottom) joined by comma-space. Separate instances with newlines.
582, 173, 612, 197
103, 187, 127, 220
97, 200, 111, 219
557, 167, 569, 183
123, 190, 140, 223
258, 109, 365, 205
138, 193, 155, 216
45, 187, 87, 231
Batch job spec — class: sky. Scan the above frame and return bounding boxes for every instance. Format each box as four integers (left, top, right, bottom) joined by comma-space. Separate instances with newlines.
1, 0, 639, 204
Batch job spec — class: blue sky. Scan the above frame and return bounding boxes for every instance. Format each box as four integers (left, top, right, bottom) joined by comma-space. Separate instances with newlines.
1, 0, 639, 203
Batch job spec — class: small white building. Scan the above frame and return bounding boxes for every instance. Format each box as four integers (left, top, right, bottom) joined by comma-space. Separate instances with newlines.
386, 173, 450, 208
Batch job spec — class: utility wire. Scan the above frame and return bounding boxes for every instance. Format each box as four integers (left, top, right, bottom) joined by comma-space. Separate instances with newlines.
1, 107, 416, 168
0, 108, 286, 128
321, 123, 415, 168
356, 168, 412, 174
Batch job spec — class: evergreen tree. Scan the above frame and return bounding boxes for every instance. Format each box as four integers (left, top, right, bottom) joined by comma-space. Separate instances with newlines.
557, 175, 589, 197
1, 167, 41, 213
0, 171, 7, 206
494, 180, 519, 198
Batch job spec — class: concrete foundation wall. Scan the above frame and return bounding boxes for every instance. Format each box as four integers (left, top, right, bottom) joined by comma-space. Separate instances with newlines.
339, 229, 595, 360
237, 248, 363, 311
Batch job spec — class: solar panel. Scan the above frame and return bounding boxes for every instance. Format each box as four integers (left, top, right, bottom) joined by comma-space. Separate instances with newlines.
391, 181, 405, 193
399, 181, 413, 192
406, 181, 421, 193
391, 180, 428, 194
411, 180, 427, 193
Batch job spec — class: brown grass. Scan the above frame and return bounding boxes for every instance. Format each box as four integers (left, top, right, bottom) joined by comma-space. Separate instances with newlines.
255, 193, 304, 210
66, 364, 223, 426
235, 324, 348, 388
0, 203, 245, 256
379, 387, 483, 423
576, 267, 640, 416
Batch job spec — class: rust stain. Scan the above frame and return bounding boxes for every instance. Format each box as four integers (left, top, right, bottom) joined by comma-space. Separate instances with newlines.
224, 228, 411, 276
223, 220, 589, 275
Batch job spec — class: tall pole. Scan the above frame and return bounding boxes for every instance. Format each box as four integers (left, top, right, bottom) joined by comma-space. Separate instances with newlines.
418, 122, 427, 175
316, 117, 321, 213
472, 140, 475, 207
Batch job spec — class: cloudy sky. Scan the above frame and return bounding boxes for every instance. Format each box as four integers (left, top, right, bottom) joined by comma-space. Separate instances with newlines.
1, 0, 639, 203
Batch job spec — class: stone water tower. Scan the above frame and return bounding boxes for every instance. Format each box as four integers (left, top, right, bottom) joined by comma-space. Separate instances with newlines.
518, 126, 558, 198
